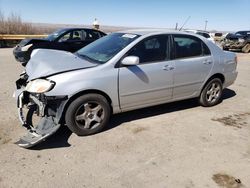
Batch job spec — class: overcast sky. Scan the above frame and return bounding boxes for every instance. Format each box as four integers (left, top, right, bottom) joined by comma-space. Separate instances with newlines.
0, 0, 249, 31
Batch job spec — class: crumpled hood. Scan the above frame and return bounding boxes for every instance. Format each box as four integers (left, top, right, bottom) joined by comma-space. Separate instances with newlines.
26, 49, 97, 81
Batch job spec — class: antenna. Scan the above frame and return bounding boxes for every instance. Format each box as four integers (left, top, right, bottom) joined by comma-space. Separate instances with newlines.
179, 16, 191, 31
175, 23, 178, 30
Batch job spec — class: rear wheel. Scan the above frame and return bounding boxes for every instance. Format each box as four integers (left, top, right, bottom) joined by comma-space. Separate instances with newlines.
242, 44, 250, 53
199, 78, 223, 107
65, 94, 111, 136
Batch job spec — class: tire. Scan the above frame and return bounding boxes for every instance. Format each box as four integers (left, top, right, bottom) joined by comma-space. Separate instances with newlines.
242, 44, 250, 53
65, 94, 111, 136
199, 78, 223, 107
21, 62, 28, 67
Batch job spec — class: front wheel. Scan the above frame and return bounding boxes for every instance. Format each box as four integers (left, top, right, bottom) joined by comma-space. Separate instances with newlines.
65, 94, 111, 136
199, 78, 223, 107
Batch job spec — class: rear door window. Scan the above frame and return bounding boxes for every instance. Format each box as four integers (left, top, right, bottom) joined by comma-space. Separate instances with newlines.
173, 35, 210, 59
85, 30, 102, 40
71, 30, 82, 41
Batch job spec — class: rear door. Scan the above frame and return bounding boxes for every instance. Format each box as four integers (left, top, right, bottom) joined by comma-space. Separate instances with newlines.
119, 35, 175, 111
172, 34, 213, 99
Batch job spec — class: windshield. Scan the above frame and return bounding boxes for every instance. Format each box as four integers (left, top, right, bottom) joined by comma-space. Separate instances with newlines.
46, 29, 68, 41
235, 32, 245, 36
235, 31, 250, 36
76, 33, 140, 64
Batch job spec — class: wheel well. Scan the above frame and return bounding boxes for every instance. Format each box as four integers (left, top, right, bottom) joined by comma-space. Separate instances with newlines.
208, 73, 225, 84
59, 89, 113, 124
200, 73, 225, 94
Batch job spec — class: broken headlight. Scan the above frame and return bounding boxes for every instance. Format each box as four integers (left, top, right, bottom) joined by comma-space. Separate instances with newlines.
21, 44, 33, 51
26, 79, 55, 93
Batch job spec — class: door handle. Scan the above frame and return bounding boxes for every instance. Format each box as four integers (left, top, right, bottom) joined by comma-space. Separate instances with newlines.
163, 65, 174, 71
203, 60, 212, 65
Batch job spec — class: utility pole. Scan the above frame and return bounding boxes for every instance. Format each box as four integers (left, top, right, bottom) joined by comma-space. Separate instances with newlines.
175, 23, 178, 30
205, 20, 208, 31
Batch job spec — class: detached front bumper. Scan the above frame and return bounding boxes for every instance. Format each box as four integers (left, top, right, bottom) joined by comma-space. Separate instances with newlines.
15, 86, 68, 148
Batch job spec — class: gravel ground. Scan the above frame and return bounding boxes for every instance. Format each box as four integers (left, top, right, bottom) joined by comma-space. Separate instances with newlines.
0, 48, 250, 188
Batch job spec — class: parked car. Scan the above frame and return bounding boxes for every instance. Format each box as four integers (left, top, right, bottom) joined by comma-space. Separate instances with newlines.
221, 31, 250, 53
185, 29, 215, 43
211, 32, 224, 43
14, 29, 238, 148
13, 28, 106, 66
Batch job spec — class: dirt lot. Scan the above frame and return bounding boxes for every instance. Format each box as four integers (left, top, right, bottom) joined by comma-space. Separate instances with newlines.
0, 48, 250, 188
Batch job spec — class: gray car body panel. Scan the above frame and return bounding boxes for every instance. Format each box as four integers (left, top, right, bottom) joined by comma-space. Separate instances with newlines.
26, 30, 237, 115
26, 49, 97, 81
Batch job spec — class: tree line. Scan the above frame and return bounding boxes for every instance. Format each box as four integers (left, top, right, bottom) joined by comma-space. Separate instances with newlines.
0, 10, 39, 34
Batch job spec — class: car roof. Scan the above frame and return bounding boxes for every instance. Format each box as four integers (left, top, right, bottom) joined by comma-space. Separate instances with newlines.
236, 30, 250, 33
117, 29, 192, 36
56, 28, 105, 33
185, 29, 210, 34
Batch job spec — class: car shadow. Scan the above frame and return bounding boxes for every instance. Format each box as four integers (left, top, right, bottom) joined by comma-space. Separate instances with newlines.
221, 88, 236, 100
227, 49, 245, 53
30, 126, 72, 150
31, 88, 236, 150
105, 88, 236, 131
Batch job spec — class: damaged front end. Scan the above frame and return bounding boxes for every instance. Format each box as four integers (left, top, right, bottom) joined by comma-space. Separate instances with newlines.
15, 72, 68, 148
222, 39, 246, 50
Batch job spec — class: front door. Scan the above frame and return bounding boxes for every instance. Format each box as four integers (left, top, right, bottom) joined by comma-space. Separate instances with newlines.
57, 29, 85, 52
119, 35, 175, 111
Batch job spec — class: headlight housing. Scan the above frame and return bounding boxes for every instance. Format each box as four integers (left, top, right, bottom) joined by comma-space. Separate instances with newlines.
21, 44, 33, 52
25, 79, 55, 93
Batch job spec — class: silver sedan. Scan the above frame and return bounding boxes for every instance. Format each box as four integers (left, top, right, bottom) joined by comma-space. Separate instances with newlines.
14, 29, 238, 148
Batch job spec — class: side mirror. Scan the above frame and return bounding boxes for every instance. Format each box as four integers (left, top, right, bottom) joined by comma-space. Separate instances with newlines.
121, 56, 139, 66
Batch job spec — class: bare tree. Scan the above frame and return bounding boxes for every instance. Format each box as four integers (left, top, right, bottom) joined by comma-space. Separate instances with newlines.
0, 9, 36, 34
0, 9, 5, 34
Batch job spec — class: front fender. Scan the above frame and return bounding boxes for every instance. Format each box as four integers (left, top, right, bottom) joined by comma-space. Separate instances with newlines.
45, 68, 120, 114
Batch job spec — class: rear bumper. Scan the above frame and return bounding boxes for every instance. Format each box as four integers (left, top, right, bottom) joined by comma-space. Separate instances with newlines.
224, 70, 238, 88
